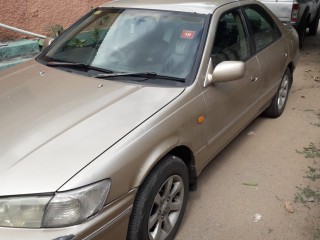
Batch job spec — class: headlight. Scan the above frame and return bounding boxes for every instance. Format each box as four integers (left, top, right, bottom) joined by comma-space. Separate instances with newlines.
0, 180, 111, 228
42, 179, 111, 228
0, 196, 51, 228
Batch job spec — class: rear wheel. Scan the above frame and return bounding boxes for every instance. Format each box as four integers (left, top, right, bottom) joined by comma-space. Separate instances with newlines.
309, 9, 320, 36
127, 155, 189, 240
263, 68, 291, 118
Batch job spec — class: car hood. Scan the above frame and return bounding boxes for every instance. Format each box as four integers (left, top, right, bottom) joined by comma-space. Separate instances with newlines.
0, 61, 184, 196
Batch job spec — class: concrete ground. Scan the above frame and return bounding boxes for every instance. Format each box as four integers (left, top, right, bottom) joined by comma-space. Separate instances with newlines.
176, 27, 320, 240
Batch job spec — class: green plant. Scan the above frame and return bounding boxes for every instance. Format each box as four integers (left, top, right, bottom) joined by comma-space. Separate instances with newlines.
294, 186, 320, 204
45, 24, 64, 38
38, 38, 44, 48
67, 38, 87, 48
311, 111, 320, 127
296, 143, 320, 158
304, 166, 320, 181
93, 27, 100, 42
91, 15, 111, 43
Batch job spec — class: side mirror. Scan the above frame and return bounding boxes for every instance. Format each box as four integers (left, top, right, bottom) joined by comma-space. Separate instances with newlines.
42, 37, 54, 49
204, 60, 246, 87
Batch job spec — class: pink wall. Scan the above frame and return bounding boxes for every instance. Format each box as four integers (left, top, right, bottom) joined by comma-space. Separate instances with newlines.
0, 0, 109, 41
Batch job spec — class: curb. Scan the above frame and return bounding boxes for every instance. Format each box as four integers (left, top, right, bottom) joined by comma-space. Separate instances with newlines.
0, 39, 40, 71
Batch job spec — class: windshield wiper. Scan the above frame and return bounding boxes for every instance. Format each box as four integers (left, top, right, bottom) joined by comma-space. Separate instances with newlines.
94, 72, 185, 83
46, 61, 114, 74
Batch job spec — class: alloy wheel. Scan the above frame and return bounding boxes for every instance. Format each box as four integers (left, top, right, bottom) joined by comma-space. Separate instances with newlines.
148, 175, 184, 240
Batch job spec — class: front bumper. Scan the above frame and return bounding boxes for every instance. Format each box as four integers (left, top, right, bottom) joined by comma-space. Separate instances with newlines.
0, 189, 137, 240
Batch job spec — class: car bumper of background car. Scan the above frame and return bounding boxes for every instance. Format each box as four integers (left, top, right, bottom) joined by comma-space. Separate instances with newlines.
0, 189, 137, 240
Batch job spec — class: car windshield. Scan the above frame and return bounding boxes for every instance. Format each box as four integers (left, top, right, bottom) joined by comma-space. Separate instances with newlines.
42, 8, 206, 81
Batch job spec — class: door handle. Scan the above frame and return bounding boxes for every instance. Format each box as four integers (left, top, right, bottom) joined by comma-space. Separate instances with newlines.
251, 76, 259, 82
284, 53, 288, 58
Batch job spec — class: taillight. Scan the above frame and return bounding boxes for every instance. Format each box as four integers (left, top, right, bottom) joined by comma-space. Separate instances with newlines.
291, 3, 299, 23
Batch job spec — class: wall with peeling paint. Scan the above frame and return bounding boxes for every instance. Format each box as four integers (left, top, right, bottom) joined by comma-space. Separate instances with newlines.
0, 0, 109, 41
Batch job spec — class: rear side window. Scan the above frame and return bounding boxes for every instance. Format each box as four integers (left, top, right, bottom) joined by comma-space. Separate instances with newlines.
244, 5, 281, 52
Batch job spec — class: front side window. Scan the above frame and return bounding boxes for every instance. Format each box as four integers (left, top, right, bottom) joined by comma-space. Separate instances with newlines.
244, 5, 281, 52
211, 9, 250, 66
41, 9, 206, 81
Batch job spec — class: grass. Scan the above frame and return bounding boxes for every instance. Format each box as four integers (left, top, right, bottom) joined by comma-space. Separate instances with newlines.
294, 186, 320, 204
296, 143, 320, 158
306, 110, 320, 127
313, 112, 320, 127
304, 166, 320, 181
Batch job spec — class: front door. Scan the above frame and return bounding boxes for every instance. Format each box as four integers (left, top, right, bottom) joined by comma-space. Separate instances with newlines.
200, 8, 263, 162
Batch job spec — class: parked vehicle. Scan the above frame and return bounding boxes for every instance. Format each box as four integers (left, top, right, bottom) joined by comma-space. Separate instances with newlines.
257, 0, 320, 47
0, 0, 299, 239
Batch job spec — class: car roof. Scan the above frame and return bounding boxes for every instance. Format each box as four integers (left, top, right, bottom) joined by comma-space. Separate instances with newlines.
100, 0, 241, 14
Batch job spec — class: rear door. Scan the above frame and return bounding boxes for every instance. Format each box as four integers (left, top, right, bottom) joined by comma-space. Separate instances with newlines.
243, 4, 288, 91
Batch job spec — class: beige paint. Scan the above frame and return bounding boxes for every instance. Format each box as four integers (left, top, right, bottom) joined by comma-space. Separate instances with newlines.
0, 0, 109, 41
0, 1, 300, 238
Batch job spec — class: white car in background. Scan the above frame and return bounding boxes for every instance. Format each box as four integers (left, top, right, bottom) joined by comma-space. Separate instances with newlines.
257, 0, 320, 47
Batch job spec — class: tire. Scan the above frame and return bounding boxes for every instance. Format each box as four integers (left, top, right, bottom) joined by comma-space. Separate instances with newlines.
127, 155, 189, 240
263, 68, 292, 118
309, 8, 320, 36
298, 20, 307, 48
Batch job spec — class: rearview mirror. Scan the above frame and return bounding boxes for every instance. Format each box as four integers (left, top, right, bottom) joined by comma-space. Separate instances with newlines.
204, 60, 246, 87
212, 61, 245, 83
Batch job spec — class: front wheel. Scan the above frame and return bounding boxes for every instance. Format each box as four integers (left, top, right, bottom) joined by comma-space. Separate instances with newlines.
127, 155, 189, 240
263, 68, 292, 118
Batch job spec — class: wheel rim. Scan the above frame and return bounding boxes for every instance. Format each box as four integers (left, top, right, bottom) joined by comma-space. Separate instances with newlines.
148, 175, 184, 240
277, 74, 289, 111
